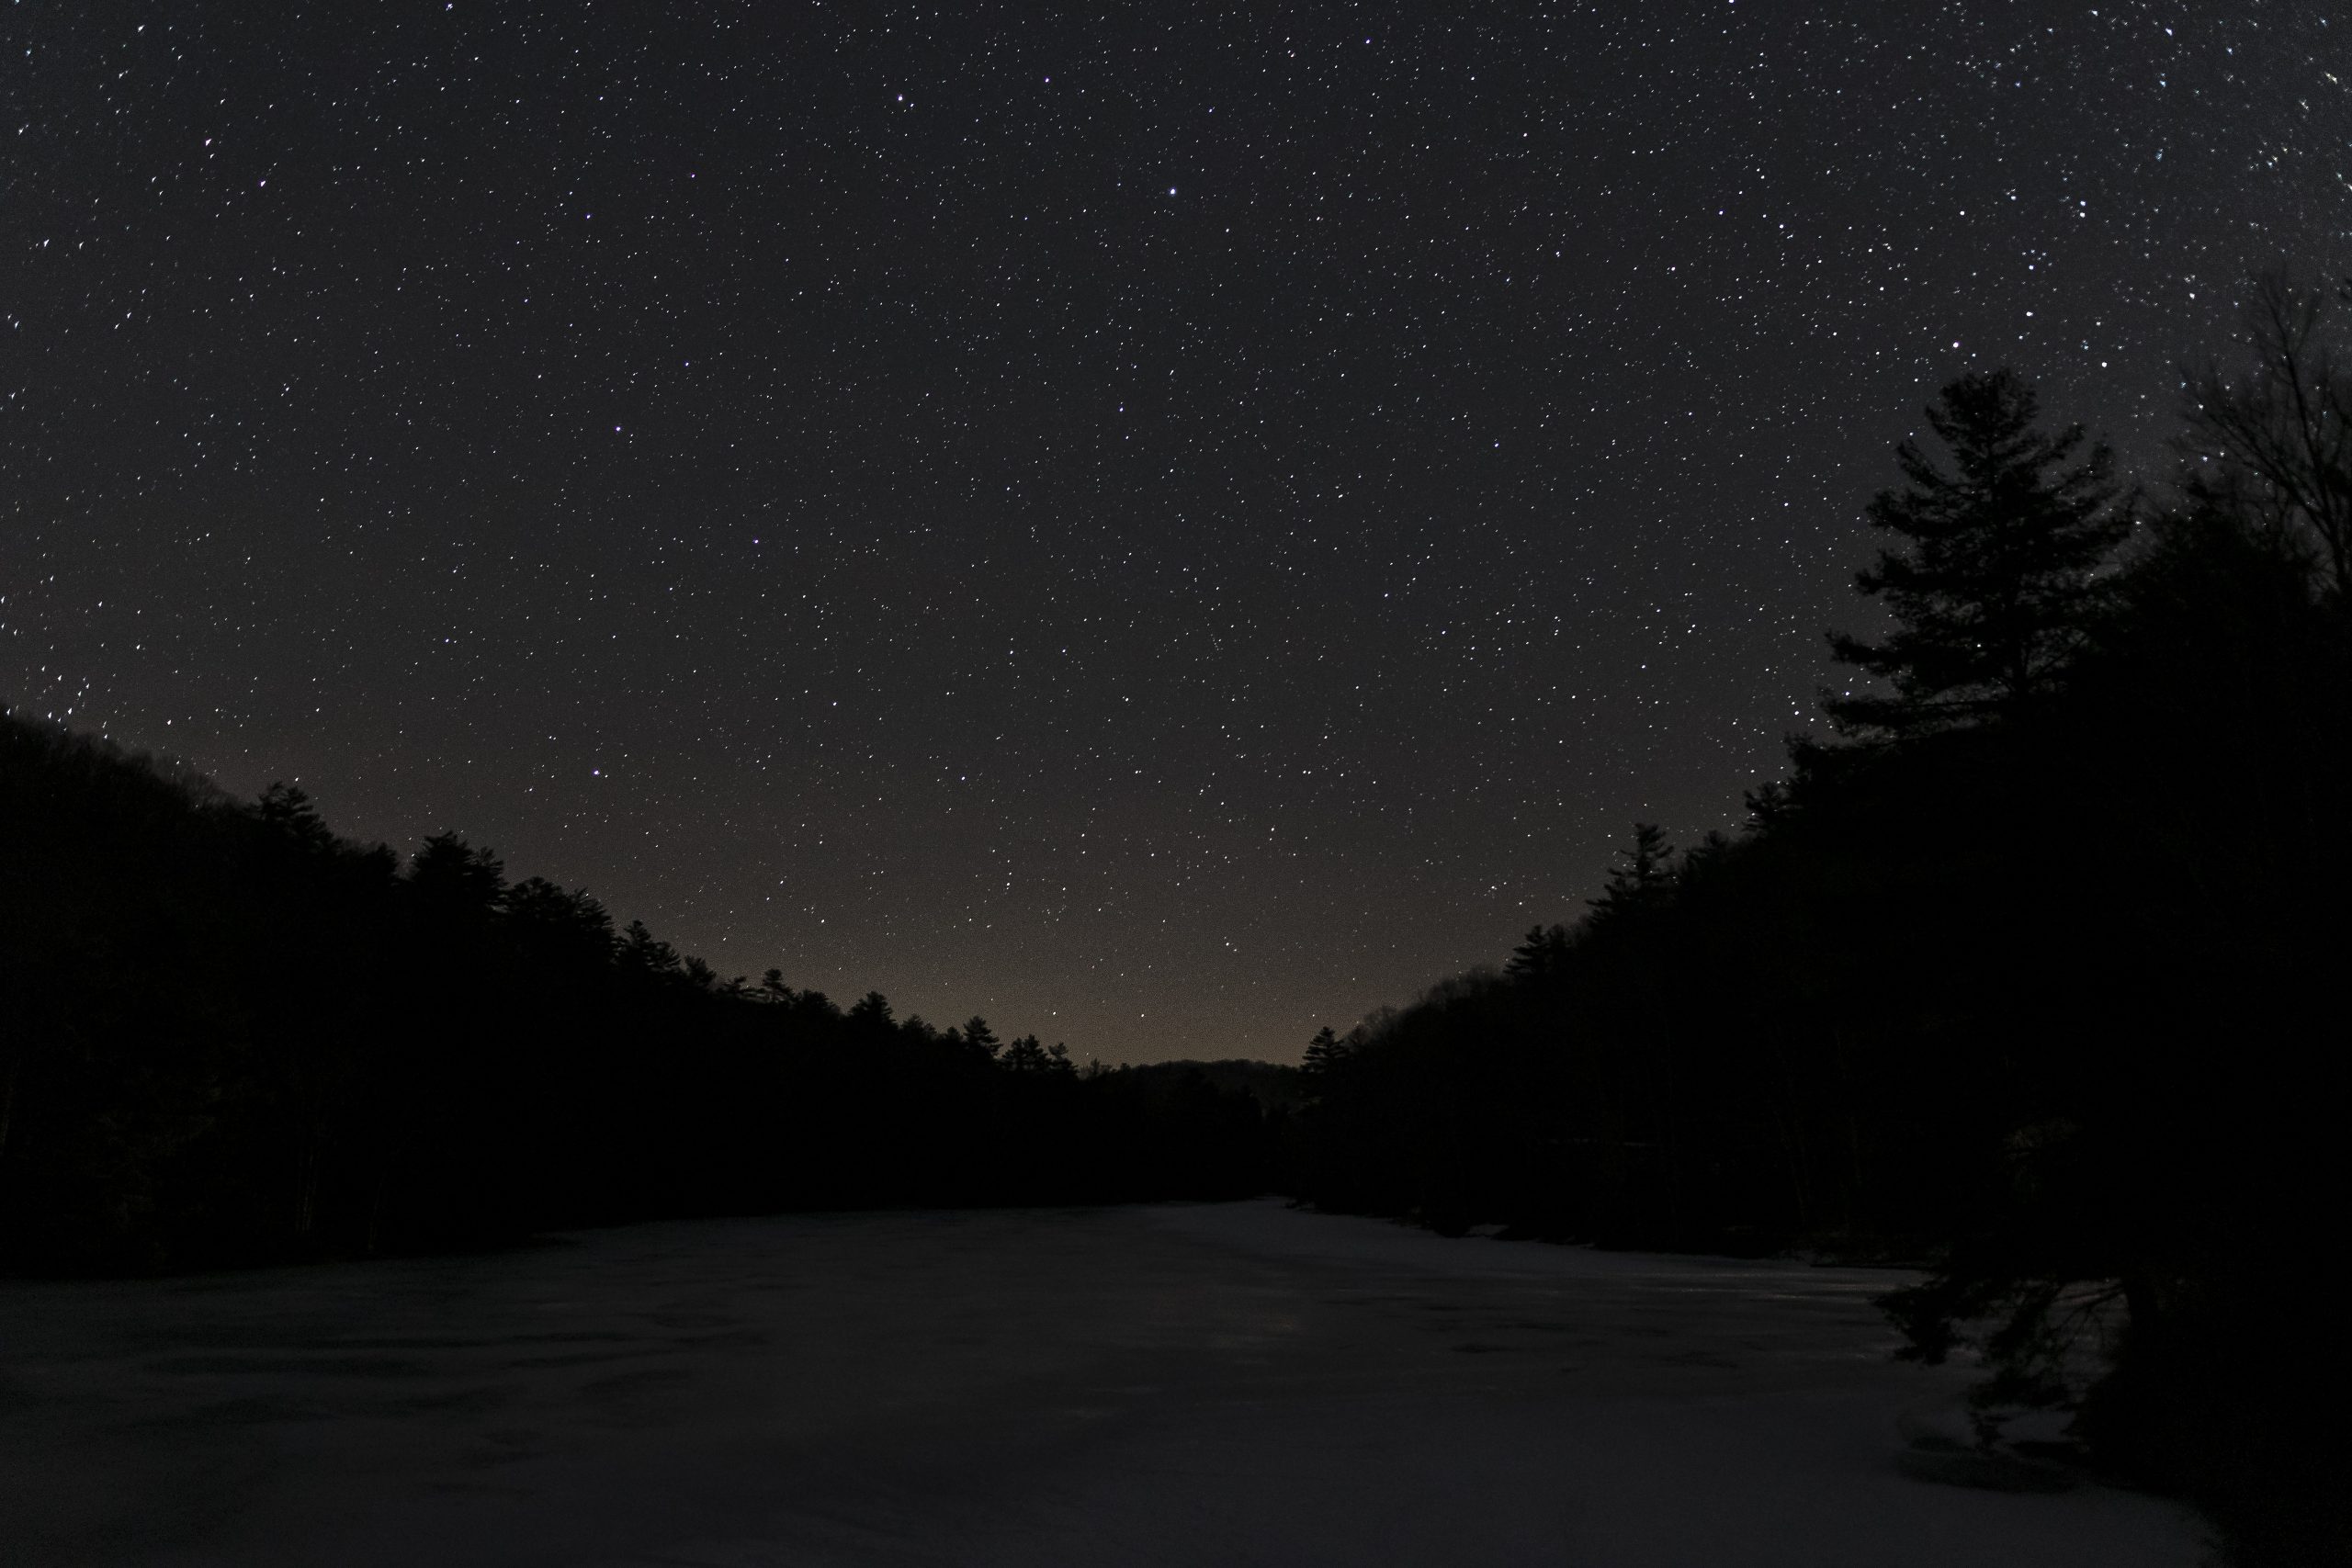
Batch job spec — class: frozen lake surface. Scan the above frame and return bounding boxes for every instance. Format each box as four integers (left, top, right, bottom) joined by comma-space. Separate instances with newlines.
2, 1200, 2203, 1566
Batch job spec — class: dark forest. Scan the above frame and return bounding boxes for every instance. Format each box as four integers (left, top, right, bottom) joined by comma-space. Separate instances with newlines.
6, 276, 2348, 1562
0, 724, 1287, 1268
1288, 277, 2352, 1562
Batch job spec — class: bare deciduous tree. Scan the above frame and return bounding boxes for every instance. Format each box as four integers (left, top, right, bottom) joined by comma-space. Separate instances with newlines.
2181, 272, 2352, 596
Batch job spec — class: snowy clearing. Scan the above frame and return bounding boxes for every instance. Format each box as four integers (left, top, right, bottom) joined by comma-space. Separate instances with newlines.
0, 1200, 2204, 1565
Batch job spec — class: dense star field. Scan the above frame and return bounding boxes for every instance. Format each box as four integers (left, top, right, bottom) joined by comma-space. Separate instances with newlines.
6, 4, 2342, 1059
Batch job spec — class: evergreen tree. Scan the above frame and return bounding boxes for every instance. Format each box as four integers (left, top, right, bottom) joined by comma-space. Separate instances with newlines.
846, 991, 895, 1039
502, 878, 616, 967
1300, 1025, 1348, 1081
408, 831, 505, 916
961, 1015, 1001, 1061
1504, 923, 1573, 981
1827, 368, 2128, 736
255, 782, 337, 855
1589, 823, 1676, 919
616, 919, 682, 977
1001, 1033, 1053, 1073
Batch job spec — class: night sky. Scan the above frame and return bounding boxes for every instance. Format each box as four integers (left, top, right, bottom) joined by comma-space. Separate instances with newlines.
7, 4, 2343, 1062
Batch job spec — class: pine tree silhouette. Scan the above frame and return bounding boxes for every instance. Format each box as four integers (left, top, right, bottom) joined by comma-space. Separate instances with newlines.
1827, 368, 2127, 737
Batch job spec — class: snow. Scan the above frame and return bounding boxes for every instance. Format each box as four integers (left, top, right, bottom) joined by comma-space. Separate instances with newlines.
0, 1200, 2206, 1565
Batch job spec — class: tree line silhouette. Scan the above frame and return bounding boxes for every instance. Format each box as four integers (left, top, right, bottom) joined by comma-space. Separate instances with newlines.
0, 733, 1286, 1273
1290, 276, 2350, 1562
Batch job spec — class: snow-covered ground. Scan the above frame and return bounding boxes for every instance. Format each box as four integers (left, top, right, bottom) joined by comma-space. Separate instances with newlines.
0, 1200, 2205, 1566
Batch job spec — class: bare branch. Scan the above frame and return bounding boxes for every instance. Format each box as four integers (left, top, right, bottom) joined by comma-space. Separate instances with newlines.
2181, 270, 2352, 595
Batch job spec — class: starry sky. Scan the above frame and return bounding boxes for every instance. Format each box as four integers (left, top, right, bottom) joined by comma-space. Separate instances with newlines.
7, 4, 2345, 1062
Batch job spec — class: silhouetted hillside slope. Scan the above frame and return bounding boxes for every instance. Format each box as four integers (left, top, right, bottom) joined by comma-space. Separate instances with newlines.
0, 716, 1280, 1275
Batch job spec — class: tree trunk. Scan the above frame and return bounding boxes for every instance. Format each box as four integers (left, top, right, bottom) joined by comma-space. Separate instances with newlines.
0, 1051, 21, 1166
1772, 1103, 1813, 1232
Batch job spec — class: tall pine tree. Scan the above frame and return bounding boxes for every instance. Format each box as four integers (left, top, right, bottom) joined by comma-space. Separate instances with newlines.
1827, 368, 2127, 737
